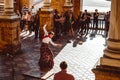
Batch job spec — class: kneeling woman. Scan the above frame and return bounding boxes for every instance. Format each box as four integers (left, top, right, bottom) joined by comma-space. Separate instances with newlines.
39, 22, 62, 72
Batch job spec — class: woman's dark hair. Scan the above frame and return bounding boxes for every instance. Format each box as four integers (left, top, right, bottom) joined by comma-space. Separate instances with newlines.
60, 61, 67, 70
48, 31, 54, 35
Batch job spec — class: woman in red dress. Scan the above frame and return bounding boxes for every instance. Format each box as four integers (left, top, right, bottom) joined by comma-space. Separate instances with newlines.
39, 22, 62, 72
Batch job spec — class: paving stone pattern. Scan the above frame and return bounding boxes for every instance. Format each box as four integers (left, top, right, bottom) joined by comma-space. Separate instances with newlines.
43, 34, 105, 80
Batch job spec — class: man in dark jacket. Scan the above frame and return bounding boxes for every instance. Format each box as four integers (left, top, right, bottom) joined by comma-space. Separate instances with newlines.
34, 11, 40, 39
93, 9, 99, 30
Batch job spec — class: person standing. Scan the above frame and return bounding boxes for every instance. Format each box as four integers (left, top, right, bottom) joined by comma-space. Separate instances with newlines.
31, 6, 36, 15
64, 11, 69, 36
68, 12, 75, 37
53, 9, 61, 41
27, 11, 33, 34
93, 9, 99, 30
39, 22, 62, 72
59, 12, 65, 36
21, 5, 29, 14
54, 61, 75, 80
34, 11, 40, 39
104, 11, 110, 37
21, 12, 27, 32
81, 10, 91, 37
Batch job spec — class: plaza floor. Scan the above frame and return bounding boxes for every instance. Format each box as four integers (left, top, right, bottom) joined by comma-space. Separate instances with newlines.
0, 31, 105, 80
42, 33, 105, 80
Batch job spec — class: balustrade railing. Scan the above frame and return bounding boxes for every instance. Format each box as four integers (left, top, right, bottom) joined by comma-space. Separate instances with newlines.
90, 18, 105, 30
87, 12, 107, 35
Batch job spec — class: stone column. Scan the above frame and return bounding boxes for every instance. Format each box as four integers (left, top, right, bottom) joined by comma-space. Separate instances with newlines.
63, 0, 73, 12
51, 0, 65, 13
39, 0, 53, 40
0, 0, 21, 54
73, 0, 83, 19
92, 0, 120, 80
1, 0, 18, 18
4, 0, 14, 13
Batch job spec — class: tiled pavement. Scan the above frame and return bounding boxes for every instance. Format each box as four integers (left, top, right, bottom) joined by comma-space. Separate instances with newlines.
43, 34, 105, 80
0, 31, 105, 80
